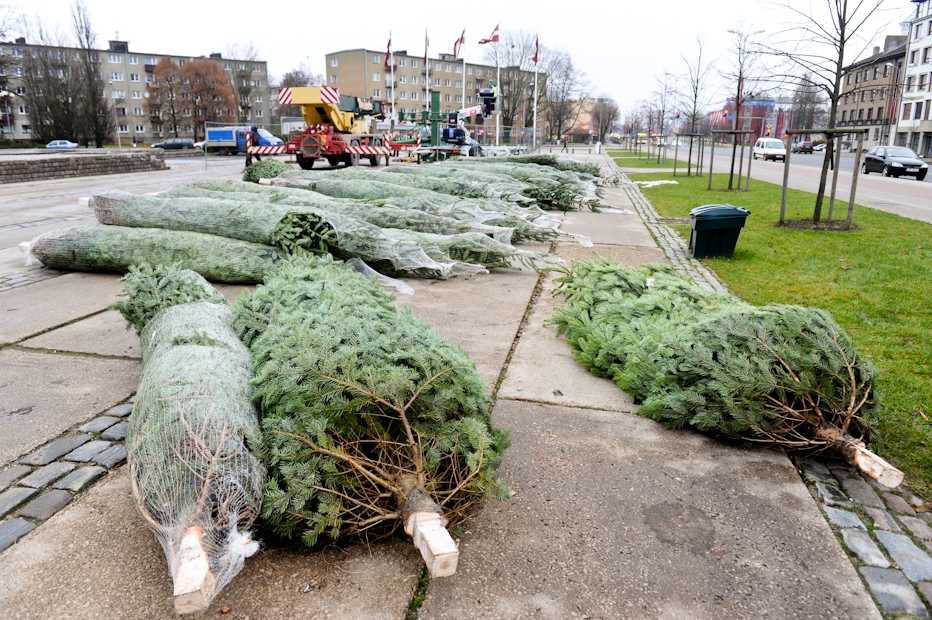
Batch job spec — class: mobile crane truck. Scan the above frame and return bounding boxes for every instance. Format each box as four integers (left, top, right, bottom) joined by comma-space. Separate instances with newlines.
280, 86, 390, 169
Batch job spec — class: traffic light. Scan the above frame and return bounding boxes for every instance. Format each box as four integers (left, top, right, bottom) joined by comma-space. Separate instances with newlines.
479, 88, 496, 116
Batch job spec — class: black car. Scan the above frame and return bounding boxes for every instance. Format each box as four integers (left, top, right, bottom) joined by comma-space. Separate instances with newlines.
152, 137, 195, 150
862, 146, 928, 180
792, 141, 813, 154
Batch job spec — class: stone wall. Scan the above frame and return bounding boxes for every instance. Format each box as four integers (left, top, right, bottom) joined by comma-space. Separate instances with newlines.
0, 150, 167, 184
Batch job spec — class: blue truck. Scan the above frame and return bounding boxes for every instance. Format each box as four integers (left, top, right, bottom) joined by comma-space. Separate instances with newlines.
203, 126, 283, 155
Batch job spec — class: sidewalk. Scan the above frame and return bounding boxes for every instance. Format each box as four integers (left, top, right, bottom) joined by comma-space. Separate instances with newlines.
0, 154, 886, 618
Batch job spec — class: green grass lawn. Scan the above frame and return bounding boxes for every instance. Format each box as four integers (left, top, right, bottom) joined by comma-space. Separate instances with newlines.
633, 171, 932, 496
610, 153, 684, 169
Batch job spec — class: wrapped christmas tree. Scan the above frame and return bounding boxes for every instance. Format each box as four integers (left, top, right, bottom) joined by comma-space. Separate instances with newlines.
549, 259, 903, 487
232, 255, 510, 576
112, 264, 267, 613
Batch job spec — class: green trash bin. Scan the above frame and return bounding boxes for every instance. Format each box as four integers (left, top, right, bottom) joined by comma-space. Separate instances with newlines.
688, 204, 751, 259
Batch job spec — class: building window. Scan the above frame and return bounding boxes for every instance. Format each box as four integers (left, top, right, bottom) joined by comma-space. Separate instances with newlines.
855, 73, 859, 83
21, 124, 30, 133
466, 95, 472, 103
110, 72, 123, 81
146, 74, 153, 84
874, 67, 879, 79
844, 94, 849, 104
444, 79, 451, 87
238, 63, 246, 70
467, 67, 472, 75
178, 59, 186, 66
881, 87, 886, 99
15, 86, 25, 95
412, 60, 419, 68
133, 107, 143, 115
867, 107, 873, 120
373, 55, 380, 64
108, 54, 122, 63
921, 75, 928, 91
130, 73, 139, 82
10, 47, 21, 57
254, 94, 262, 103
878, 106, 883, 119
911, 50, 918, 64
18, 105, 25, 114
455, 65, 462, 73
445, 63, 451, 72
329, 74, 338, 84
466, 81, 472, 89
871, 89, 876, 101
916, 101, 923, 119
884, 65, 890, 77
129, 56, 138, 65
861, 91, 867, 102
254, 64, 262, 72
330, 58, 338, 67
434, 78, 440, 86
400, 91, 406, 99
399, 75, 407, 84
145, 57, 157, 65
112, 90, 125, 98
256, 109, 263, 118
411, 92, 418, 100
842, 111, 847, 121
135, 124, 144, 132
455, 94, 462, 102
373, 88, 380, 97
412, 75, 418, 84
435, 62, 441, 71
846, 74, 852, 85
117, 124, 128, 133
857, 109, 864, 120
874, 128, 880, 140
132, 91, 141, 99
444, 94, 451, 102
904, 102, 913, 118
373, 72, 380, 82
251, 80, 260, 87
926, 100, 931, 120
455, 80, 462, 88
908, 76, 916, 91
399, 58, 407, 67
864, 69, 870, 81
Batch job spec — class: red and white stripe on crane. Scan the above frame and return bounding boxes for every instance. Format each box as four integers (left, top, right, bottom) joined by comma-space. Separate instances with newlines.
345, 145, 390, 155
278, 86, 341, 105
248, 146, 288, 154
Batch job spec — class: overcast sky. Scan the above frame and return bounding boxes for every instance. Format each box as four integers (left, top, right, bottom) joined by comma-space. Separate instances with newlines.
9, 0, 915, 113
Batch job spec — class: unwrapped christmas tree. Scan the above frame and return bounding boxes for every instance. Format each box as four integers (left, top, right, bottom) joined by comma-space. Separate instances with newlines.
549, 259, 903, 487
232, 255, 510, 576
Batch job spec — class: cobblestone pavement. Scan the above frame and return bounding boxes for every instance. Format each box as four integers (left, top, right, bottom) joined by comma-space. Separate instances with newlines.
606, 150, 932, 618
0, 400, 133, 552
0, 267, 66, 292
0, 213, 94, 235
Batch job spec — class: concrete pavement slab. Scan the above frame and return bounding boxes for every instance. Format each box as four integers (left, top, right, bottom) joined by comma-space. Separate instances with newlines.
560, 210, 657, 247
419, 399, 880, 620
554, 241, 667, 266
0, 349, 139, 467
0, 272, 125, 344
0, 469, 420, 619
395, 259, 543, 389
21, 310, 141, 358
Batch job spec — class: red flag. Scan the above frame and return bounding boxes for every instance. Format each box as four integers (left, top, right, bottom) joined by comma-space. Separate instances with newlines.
479, 24, 500, 44
384, 33, 392, 69
453, 29, 465, 60
424, 30, 429, 67
532, 37, 539, 65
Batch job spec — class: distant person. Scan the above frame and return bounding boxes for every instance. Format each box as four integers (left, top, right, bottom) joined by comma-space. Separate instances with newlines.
561, 137, 568, 152
245, 126, 262, 166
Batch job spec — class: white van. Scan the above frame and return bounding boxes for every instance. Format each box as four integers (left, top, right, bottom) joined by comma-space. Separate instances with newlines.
753, 138, 787, 161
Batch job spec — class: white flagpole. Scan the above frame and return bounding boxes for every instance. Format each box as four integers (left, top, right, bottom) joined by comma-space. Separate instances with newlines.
461, 29, 466, 116
533, 40, 538, 151
390, 49, 395, 121
495, 38, 500, 147
425, 30, 430, 115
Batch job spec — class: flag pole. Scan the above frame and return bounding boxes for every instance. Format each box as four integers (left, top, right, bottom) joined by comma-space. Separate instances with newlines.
425, 29, 430, 116
461, 27, 466, 118
495, 38, 500, 147
533, 42, 538, 152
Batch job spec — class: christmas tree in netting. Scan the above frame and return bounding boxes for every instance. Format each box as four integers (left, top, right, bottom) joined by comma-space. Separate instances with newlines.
548, 258, 902, 487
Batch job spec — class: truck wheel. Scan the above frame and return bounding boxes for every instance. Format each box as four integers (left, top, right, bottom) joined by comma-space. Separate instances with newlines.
298, 157, 315, 170
327, 157, 340, 168
369, 155, 379, 166
218, 147, 229, 156
348, 140, 360, 166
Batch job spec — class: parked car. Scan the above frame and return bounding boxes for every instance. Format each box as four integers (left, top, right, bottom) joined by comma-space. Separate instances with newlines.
813, 143, 826, 152
792, 141, 813, 154
46, 140, 79, 149
861, 146, 928, 180
752, 138, 787, 161
151, 137, 195, 150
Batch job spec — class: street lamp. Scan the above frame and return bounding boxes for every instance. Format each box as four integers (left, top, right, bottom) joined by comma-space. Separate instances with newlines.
109, 80, 122, 149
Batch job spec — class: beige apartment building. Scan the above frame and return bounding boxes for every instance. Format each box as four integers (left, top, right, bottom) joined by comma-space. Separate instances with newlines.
836, 35, 906, 150
0, 38, 270, 144
324, 47, 543, 135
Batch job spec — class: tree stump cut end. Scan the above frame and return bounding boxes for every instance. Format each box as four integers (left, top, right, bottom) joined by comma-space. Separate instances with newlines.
172, 526, 217, 614
406, 511, 459, 578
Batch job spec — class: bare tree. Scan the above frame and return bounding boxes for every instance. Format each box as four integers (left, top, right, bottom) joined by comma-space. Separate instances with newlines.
182, 58, 235, 142
765, 0, 889, 221
19, 23, 81, 143
591, 95, 620, 142
0, 2, 23, 99
651, 72, 676, 162
145, 58, 183, 137
678, 37, 717, 134
542, 48, 587, 141
227, 42, 261, 123
721, 24, 768, 189
789, 74, 826, 131
71, 0, 112, 147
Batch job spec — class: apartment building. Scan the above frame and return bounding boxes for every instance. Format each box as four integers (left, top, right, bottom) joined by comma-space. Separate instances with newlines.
0, 38, 270, 144
323, 47, 543, 130
897, 2, 932, 154
837, 35, 906, 150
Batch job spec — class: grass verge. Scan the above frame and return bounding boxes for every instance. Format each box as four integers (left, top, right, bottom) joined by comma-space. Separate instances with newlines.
633, 170, 932, 497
